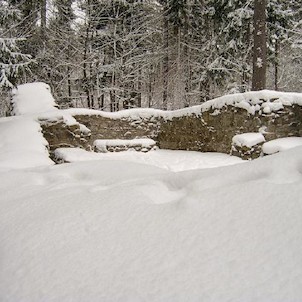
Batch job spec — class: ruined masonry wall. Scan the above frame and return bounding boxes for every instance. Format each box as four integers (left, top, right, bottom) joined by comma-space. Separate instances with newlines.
41, 103, 302, 159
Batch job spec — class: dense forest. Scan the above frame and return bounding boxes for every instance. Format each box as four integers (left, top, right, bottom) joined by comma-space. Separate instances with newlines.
0, 0, 301, 115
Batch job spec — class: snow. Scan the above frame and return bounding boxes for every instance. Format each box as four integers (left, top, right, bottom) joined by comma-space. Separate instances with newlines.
1, 145, 302, 301
65, 90, 302, 120
202, 90, 302, 116
256, 57, 263, 68
11, 82, 58, 115
9, 84, 302, 146
93, 138, 156, 152
66, 106, 167, 120
54, 148, 243, 172
10, 83, 91, 133
0, 116, 54, 170
232, 132, 265, 148
1, 82, 302, 301
262, 137, 302, 155
37, 110, 80, 127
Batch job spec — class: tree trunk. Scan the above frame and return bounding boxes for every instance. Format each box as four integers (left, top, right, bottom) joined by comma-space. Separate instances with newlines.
252, 0, 267, 91
162, 9, 169, 110
40, 0, 47, 39
184, 2, 190, 107
67, 67, 72, 99
148, 68, 153, 108
111, 16, 119, 112
241, 20, 252, 92
274, 38, 279, 91
83, 0, 92, 108
83, 27, 90, 108
137, 69, 142, 108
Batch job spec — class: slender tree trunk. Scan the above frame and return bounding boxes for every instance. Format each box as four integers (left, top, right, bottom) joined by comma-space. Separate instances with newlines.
83, 27, 90, 107
252, 0, 267, 91
184, 3, 190, 107
148, 67, 153, 108
274, 38, 279, 91
40, 0, 47, 39
137, 70, 142, 108
162, 8, 169, 110
67, 67, 72, 99
67, 33, 72, 100
83, 0, 92, 108
89, 60, 94, 108
111, 17, 119, 112
241, 20, 251, 92
100, 94, 104, 109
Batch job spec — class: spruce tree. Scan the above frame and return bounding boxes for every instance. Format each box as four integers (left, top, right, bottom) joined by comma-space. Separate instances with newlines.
0, 0, 32, 89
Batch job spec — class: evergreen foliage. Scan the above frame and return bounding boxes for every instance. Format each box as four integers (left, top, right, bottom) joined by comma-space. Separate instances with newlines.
0, 0, 32, 89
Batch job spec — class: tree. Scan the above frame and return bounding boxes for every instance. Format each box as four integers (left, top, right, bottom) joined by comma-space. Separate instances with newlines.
252, 0, 267, 91
1, 0, 301, 116
0, 1, 32, 89
78, 0, 161, 111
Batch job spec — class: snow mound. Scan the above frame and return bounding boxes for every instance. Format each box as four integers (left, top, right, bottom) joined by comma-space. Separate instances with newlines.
11, 82, 58, 115
263, 137, 302, 155
232, 132, 265, 147
1, 148, 302, 301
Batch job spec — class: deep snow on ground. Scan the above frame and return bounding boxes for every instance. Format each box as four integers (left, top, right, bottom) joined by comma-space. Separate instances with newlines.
54, 147, 243, 172
1, 83, 302, 301
1, 147, 302, 302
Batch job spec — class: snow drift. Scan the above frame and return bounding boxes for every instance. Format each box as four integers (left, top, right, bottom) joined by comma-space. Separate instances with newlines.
1, 83, 302, 301
0, 147, 302, 301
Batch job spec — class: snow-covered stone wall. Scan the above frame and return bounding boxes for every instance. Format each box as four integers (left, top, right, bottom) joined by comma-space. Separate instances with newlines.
159, 104, 302, 154
40, 90, 302, 159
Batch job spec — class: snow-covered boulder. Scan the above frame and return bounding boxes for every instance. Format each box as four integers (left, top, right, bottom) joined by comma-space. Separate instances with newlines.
11, 82, 58, 115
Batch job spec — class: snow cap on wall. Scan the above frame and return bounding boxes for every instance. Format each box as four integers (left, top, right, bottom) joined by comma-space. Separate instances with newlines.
11, 82, 58, 115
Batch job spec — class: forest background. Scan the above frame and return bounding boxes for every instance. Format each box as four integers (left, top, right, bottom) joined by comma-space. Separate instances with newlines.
0, 0, 301, 116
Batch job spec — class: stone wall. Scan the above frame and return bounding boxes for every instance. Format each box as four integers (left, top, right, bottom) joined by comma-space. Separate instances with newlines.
158, 105, 302, 153
40, 98, 302, 159
40, 118, 91, 162
74, 114, 162, 146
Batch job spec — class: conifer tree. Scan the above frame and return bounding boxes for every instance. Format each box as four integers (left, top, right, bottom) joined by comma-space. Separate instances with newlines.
0, 0, 32, 89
